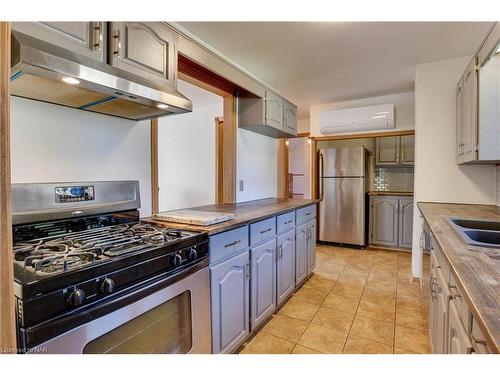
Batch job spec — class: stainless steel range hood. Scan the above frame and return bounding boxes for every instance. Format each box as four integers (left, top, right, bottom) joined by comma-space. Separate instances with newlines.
10, 31, 192, 121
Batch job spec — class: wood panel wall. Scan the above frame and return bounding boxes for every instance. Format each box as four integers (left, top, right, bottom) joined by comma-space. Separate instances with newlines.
0, 22, 16, 353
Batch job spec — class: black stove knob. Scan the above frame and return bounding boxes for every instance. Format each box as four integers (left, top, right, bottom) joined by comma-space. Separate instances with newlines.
100, 278, 115, 294
188, 247, 198, 261
172, 253, 183, 266
67, 288, 85, 307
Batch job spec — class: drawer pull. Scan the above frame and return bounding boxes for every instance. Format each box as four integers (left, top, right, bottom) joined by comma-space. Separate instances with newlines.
224, 240, 241, 248
471, 335, 487, 346
305, 212, 311, 216
284, 220, 293, 225
259, 228, 272, 234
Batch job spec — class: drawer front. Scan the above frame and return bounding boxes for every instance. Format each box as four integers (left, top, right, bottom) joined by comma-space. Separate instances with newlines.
250, 217, 276, 245
277, 211, 295, 234
210, 226, 249, 264
296, 205, 316, 225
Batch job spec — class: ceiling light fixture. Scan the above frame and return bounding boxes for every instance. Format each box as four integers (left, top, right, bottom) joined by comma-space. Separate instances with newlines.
157, 103, 169, 109
61, 77, 80, 85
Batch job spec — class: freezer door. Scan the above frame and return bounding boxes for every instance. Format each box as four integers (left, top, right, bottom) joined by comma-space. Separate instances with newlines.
319, 147, 365, 177
319, 177, 365, 245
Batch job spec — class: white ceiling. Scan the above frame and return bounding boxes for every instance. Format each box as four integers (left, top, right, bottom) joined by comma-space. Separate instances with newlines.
178, 22, 493, 118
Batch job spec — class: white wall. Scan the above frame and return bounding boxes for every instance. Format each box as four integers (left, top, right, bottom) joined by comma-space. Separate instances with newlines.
11, 97, 152, 217
158, 98, 222, 211
310, 91, 415, 137
411, 55, 497, 278
236, 129, 277, 202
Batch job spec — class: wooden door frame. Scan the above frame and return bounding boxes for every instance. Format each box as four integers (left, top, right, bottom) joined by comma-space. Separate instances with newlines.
150, 55, 239, 213
277, 132, 310, 199
0, 21, 16, 353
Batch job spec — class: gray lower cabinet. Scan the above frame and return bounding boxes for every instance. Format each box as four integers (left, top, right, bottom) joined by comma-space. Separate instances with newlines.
12, 22, 106, 62
109, 22, 177, 88
448, 301, 473, 354
210, 250, 250, 354
277, 229, 296, 305
307, 220, 316, 274
295, 224, 308, 286
370, 196, 413, 249
370, 196, 399, 247
250, 239, 277, 330
435, 268, 450, 354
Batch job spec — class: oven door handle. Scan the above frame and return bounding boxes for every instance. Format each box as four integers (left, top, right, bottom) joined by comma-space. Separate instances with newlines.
20, 259, 209, 352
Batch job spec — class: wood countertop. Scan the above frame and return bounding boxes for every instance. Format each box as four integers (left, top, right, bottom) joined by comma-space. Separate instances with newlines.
142, 198, 319, 235
417, 202, 500, 353
368, 191, 414, 196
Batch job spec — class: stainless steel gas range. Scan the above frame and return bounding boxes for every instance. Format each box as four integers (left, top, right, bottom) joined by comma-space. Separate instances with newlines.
11, 181, 211, 354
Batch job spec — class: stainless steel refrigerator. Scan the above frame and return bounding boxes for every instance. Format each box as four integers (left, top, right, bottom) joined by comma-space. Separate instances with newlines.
318, 146, 368, 246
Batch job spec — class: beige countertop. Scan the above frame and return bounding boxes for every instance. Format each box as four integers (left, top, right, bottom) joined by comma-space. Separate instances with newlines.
143, 198, 319, 235
417, 202, 500, 353
368, 191, 414, 196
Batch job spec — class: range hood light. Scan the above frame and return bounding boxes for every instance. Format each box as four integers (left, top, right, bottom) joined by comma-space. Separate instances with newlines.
61, 77, 80, 85
156, 103, 169, 109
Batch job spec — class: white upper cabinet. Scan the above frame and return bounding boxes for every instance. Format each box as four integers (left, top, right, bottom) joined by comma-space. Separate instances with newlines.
456, 22, 500, 164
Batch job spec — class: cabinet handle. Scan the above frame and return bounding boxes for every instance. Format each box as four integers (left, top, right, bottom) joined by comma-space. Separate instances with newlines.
259, 228, 272, 234
449, 284, 461, 298
92, 22, 103, 50
113, 29, 121, 56
471, 335, 487, 346
284, 220, 293, 225
305, 212, 311, 216
278, 245, 283, 259
245, 263, 251, 280
224, 240, 241, 248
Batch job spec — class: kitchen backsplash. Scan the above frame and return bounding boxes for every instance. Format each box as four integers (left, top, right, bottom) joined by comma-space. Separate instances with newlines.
372, 166, 414, 192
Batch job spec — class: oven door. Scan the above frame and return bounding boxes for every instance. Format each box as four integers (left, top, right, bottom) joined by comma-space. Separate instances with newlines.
29, 266, 211, 354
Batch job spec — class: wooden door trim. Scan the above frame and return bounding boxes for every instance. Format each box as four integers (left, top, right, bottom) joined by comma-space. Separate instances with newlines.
150, 118, 159, 215
215, 116, 224, 204
277, 139, 289, 199
0, 21, 16, 353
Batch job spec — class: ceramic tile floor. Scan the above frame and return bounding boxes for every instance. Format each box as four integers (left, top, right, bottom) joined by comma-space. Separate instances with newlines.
239, 245, 431, 354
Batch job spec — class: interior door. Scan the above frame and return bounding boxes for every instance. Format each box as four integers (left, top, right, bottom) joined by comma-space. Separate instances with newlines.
109, 22, 177, 88
319, 177, 365, 245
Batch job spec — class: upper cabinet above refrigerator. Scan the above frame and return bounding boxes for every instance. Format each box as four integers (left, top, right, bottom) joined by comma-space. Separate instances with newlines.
375, 135, 414, 166
109, 22, 178, 89
12, 22, 107, 63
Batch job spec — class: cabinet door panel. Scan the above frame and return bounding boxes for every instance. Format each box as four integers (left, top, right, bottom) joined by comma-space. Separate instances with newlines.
400, 135, 414, 164
210, 251, 249, 354
398, 198, 414, 248
456, 80, 464, 164
376, 136, 400, 165
250, 239, 277, 330
436, 268, 450, 354
307, 220, 316, 275
12, 22, 105, 62
277, 230, 295, 305
295, 224, 308, 286
265, 91, 284, 131
448, 301, 473, 354
462, 60, 478, 163
110, 22, 177, 88
284, 100, 297, 135
370, 196, 399, 247
429, 255, 438, 353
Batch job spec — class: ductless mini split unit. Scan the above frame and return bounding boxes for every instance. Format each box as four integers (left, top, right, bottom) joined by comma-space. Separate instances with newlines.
318, 103, 395, 135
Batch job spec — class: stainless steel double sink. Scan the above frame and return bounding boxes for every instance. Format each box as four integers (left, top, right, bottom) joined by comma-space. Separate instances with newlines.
448, 218, 500, 249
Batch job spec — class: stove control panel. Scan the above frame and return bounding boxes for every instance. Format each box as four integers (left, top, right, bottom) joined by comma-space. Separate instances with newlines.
55, 185, 95, 203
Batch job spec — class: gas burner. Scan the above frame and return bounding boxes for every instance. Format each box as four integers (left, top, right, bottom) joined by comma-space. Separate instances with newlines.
23, 252, 98, 275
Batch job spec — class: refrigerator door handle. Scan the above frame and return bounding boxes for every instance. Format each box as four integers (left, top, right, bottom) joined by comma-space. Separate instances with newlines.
319, 153, 324, 201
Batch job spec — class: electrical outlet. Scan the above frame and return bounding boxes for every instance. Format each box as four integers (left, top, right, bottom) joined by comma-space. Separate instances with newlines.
239, 180, 244, 192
